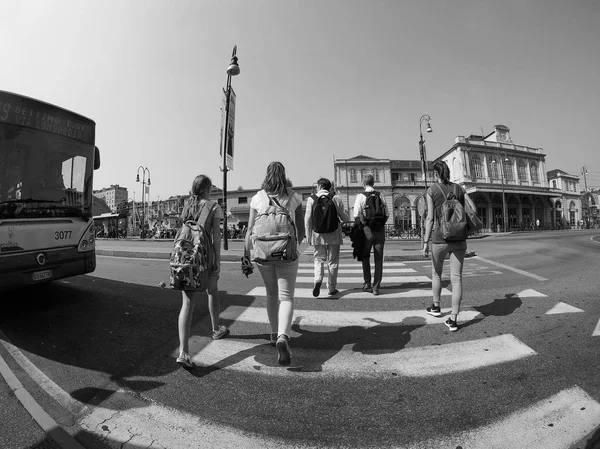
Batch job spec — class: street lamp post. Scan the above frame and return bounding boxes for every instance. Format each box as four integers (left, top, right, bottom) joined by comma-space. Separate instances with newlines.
418, 114, 433, 244
136, 166, 151, 238
221, 45, 240, 251
491, 153, 508, 233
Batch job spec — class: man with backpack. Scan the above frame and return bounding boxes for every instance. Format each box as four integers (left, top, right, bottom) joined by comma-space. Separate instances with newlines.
305, 178, 350, 297
352, 173, 389, 295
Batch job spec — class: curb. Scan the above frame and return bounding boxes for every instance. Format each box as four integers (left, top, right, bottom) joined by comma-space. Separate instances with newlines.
96, 250, 243, 262
0, 341, 85, 449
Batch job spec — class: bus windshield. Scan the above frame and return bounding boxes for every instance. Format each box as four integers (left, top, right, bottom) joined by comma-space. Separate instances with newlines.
0, 124, 94, 219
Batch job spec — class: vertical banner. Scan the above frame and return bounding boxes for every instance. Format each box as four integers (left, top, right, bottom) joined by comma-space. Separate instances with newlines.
220, 88, 236, 171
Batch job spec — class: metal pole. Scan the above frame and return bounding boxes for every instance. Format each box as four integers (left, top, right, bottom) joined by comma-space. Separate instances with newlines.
222, 74, 232, 251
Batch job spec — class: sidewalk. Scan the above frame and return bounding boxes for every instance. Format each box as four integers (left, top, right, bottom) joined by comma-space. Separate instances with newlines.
95, 237, 480, 262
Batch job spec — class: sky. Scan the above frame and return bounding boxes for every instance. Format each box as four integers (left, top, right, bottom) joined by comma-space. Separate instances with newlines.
2, 0, 599, 202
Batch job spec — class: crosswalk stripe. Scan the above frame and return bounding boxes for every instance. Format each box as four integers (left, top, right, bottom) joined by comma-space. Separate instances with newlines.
545, 302, 584, 315
178, 334, 536, 378
295, 275, 431, 284
419, 386, 600, 449
298, 262, 409, 268
593, 318, 600, 337
297, 268, 417, 274
78, 384, 600, 449
245, 287, 451, 299
221, 306, 482, 327
516, 289, 548, 298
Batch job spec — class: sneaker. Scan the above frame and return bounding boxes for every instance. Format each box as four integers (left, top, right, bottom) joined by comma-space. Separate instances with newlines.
362, 283, 372, 292
328, 289, 340, 296
445, 318, 458, 332
212, 325, 230, 340
269, 332, 277, 346
276, 334, 292, 366
176, 351, 193, 368
312, 280, 322, 297
372, 287, 380, 296
426, 304, 442, 317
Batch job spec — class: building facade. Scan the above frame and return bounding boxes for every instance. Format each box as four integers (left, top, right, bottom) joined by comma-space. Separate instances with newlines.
93, 184, 128, 213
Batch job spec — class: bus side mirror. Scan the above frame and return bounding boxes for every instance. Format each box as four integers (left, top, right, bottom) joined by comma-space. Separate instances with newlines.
94, 146, 101, 170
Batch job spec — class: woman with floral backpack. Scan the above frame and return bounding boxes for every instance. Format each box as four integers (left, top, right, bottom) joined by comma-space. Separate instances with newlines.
176, 175, 229, 368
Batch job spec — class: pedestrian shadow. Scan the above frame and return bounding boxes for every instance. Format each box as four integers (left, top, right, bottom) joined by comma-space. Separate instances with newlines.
473, 293, 523, 317
186, 316, 427, 376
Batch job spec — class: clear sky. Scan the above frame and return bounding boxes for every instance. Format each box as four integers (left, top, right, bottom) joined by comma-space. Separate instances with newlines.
2, 0, 599, 202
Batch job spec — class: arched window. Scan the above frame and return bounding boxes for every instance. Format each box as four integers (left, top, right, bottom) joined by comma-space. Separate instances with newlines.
488, 155, 500, 179
517, 160, 527, 183
361, 169, 367, 183
374, 169, 380, 182
530, 163, 539, 183
394, 197, 412, 228
469, 154, 484, 178
555, 200, 562, 209
350, 169, 357, 183
504, 158, 514, 181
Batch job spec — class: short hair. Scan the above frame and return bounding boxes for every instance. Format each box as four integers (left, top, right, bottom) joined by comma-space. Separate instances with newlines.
317, 177, 331, 191
362, 173, 375, 187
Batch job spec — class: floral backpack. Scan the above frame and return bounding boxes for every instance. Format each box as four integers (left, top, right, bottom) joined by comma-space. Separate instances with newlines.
169, 202, 216, 291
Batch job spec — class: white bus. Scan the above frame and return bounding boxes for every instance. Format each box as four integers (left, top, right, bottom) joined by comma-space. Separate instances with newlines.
0, 90, 100, 291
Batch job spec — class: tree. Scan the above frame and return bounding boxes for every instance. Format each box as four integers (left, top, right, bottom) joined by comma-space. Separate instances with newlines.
116, 200, 130, 218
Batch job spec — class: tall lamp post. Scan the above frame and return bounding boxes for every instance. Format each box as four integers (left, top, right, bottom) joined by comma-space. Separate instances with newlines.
221, 45, 240, 251
136, 166, 151, 238
491, 152, 508, 233
418, 114, 433, 244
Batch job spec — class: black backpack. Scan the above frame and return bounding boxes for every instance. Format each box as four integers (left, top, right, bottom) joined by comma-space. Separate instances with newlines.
311, 192, 339, 234
363, 191, 387, 231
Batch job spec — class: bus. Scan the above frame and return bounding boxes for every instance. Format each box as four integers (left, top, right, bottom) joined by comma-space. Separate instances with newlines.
0, 90, 101, 291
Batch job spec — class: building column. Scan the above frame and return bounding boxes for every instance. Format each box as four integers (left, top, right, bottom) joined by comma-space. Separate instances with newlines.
482, 153, 490, 182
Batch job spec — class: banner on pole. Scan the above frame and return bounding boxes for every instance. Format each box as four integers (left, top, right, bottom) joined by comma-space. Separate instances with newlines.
220, 88, 236, 171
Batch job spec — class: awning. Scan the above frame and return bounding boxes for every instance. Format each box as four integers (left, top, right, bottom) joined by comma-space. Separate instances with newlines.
93, 213, 120, 219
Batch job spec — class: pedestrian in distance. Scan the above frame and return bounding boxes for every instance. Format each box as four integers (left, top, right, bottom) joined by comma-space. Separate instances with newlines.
352, 173, 389, 295
176, 175, 229, 368
422, 160, 477, 332
305, 178, 351, 297
244, 162, 305, 365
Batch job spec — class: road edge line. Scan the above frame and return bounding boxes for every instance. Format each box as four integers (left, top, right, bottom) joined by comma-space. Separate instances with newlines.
0, 352, 85, 449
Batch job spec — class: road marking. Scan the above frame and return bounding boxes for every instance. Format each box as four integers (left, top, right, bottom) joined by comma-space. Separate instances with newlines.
545, 302, 584, 315
298, 262, 410, 268
593, 318, 600, 337
245, 287, 451, 299
516, 289, 548, 298
419, 386, 600, 449
220, 306, 482, 327
295, 275, 431, 284
0, 331, 86, 419
77, 390, 309, 449
297, 268, 417, 274
179, 334, 536, 378
472, 256, 548, 281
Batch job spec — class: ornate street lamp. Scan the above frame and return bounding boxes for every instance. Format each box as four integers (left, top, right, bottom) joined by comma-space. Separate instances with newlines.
136, 166, 151, 238
418, 114, 432, 243
221, 45, 240, 250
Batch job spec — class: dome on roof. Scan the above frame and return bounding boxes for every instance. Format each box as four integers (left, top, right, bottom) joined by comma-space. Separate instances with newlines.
92, 195, 112, 216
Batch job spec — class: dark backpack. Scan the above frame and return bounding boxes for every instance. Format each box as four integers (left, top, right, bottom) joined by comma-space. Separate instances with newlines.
434, 183, 468, 241
311, 192, 339, 234
169, 202, 216, 291
250, 191, 298, 263
363, 191, 387, 231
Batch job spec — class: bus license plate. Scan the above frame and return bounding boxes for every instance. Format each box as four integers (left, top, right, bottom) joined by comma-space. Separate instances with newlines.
32, 269, 52, 281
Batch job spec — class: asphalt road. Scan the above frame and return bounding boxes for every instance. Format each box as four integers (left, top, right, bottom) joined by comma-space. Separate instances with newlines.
1, 230, 600, 448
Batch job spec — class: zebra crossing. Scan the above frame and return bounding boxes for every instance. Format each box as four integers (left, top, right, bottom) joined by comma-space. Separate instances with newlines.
74, 259, 600, 448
